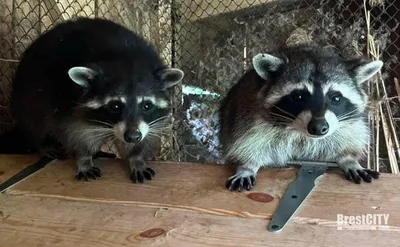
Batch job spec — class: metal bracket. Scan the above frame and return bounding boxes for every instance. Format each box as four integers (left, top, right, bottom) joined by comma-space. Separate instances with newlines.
267, 162, 331, 232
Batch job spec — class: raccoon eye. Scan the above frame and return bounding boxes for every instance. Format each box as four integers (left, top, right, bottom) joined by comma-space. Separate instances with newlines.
291, 92, 305, 102
142, 101, 154, 112
331, 94, 342, 104
107, 100, 124, 113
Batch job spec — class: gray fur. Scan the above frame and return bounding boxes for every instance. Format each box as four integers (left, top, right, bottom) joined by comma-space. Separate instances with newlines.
68, 66, 97, 87
219, 44, 383, 191
158, 68, 185, 89
252, 53, 284, 80
9, 17, 184, 183
352, 60, 383, 85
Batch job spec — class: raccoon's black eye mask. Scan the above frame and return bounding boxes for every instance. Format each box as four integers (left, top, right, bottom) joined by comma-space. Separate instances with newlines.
290, 90, 308, 102
329, 92, 343, 105
107, 100, 125, 114
141, 100, 156, 113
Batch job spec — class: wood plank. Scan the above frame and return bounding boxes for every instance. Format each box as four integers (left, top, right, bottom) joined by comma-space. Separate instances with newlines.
5, 157, 400, 222
0, 154, 41, 184
0, 155, 400, 246
0, 195, 399, 247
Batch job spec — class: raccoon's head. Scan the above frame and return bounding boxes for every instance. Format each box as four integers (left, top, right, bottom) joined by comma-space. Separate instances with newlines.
67, 60, 184, 144
252, 45, 383, 139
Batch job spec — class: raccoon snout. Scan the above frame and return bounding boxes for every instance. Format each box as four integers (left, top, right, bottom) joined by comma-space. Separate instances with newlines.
307, 118, 329, 136
124, 129, 142, 143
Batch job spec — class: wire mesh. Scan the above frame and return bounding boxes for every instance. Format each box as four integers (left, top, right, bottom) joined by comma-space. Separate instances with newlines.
0, 0, 399, 166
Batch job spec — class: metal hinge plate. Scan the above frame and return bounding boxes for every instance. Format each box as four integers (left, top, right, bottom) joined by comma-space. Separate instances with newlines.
267, 162, 331, 232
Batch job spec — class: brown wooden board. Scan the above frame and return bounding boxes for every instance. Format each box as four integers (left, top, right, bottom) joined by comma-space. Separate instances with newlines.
0, 155, 399, 246
0, 154, 41, 184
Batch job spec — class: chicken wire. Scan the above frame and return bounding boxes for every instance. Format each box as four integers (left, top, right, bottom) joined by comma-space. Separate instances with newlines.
0, 0, 399, 164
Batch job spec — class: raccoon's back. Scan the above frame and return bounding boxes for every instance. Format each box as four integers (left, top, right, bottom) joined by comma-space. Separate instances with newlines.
219, 70, 265, 145
10, 17, 162, 128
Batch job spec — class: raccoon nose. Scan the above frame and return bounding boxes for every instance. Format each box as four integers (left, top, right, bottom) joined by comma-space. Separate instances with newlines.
124, 130, 142, 143
307, 119, 329, 136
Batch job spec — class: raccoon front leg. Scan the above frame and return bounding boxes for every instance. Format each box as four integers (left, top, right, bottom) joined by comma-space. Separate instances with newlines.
338, 156, 380, 184
225, 161, 261, 192
128, 152, 155, 183
113, 140, 155, 183
129, 156, 155, 183
75, 155, 102, 181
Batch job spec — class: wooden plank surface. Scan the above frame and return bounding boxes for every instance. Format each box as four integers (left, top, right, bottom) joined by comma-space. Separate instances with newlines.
0, 154, 41, 183
0, 155, 400, 247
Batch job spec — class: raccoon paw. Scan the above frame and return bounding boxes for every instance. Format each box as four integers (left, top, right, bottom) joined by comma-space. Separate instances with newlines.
130, 167, 156, 183
75, 167, 102, 181
343, 168, 380, 184
225, 172, 256, 192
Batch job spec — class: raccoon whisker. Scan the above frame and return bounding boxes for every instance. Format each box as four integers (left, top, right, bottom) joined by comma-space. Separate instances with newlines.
149, 132, 169, 137
149, 121, 168, 126
149, 123, 170, 130
148, 116, 170, 125
81, 131, 114, 141
72, 128, 114, 134
270, 118, 293, 124
147, 129, 168, 136
146, 133, 162, 139
149, 124, 172, 132
270, 106, 310, 126
271, 121, 292, 126
148, 126, 170, 135
149, 124, 170, 131
269, 113, 295, 122
338, 110, 363, 122
337, 108, 362, 119
78, 131, 115, 143
72, 101, 87, 108
338, 113, 362, 121
272, 120, 292, 124
271, 105, 297, 119
338, 115, 360, 122
87, 119, 114, 127
144, 132, 163, 141
84, 132, 115, 145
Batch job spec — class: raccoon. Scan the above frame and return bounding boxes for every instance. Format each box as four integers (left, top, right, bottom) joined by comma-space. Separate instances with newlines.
219, 44, 383, 192
9, 17, 184, 183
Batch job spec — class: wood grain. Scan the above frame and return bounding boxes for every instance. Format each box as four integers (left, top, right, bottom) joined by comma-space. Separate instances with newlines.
0, 155, 400, 246
0, 154, 41, 184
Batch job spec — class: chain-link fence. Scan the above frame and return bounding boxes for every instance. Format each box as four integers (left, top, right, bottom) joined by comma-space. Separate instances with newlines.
0, 0, 399, 166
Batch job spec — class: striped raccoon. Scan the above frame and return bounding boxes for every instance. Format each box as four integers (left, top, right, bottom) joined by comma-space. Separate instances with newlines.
219, 44, 383, 192
9, 17, 184, 183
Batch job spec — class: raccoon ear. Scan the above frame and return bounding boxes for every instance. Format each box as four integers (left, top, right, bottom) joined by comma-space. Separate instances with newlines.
68, 66, 98, 88
252, 53, 284, 80
349, 60, 383, 85
158, 68, 184, 89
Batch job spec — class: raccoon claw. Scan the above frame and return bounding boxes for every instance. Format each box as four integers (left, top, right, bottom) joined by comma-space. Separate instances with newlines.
130, 167, 155, 183
225, 175, 256, 192
75, 167, 102, 181
344, 168, 379, 184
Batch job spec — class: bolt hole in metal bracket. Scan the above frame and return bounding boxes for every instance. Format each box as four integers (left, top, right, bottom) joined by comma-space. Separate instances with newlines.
267, 160, 339, 233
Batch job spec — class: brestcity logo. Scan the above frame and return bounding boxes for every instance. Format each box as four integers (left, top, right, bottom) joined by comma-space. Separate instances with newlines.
336, 213, 390, 230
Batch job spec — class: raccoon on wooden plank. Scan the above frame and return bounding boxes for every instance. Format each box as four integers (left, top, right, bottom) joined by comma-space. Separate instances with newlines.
219, 44, 383, 192
9, 17, 184, 183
